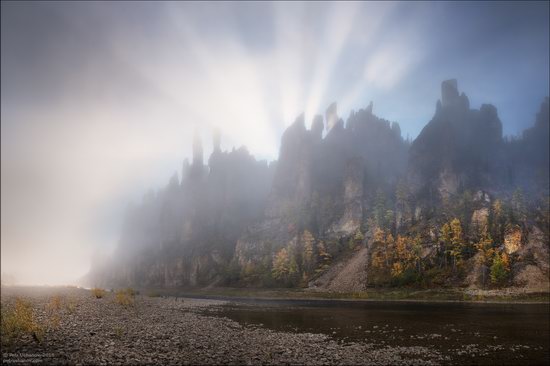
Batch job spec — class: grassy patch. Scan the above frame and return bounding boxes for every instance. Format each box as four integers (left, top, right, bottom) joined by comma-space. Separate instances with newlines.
113, 325, 124, 339
1, 298, 44, 347
114, 288, 136, 307
65, 298, 78, 314
47, 295, 63, 311
91, 288, 107, 299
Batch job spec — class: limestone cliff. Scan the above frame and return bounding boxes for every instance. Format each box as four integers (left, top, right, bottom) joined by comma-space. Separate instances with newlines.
87, 80, 549, 293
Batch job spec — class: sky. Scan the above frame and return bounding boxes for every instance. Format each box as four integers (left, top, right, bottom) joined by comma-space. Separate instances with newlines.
1, 1, 549, 285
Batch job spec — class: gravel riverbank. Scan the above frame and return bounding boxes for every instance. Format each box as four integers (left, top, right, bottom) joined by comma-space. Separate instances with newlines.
1, 287, 446, 365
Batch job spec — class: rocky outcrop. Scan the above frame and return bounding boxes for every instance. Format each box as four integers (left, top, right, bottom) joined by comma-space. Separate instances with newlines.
504, 227, 522, 255
235, 103, 407, 273
88, 79, 549, 293
505, 97, 550, 193
513, 226, 549, 291
408, 80, 504, 205
90, 133, 275, 288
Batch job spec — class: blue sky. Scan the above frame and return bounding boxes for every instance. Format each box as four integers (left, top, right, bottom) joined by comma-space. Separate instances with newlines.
1, 1, 548, 284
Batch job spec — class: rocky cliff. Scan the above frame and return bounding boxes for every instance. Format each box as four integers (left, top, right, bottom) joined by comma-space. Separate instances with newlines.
88, 80, 549, 293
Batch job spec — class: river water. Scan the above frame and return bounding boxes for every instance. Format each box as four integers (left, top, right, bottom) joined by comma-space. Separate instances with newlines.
201, 298, 549, 365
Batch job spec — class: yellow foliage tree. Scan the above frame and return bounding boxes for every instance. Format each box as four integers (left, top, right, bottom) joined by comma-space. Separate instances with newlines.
449, 218, 463, 269
272, 248, 290, 280
373, 227, 385, 243
440, 218, 464, 270
391, 262, 404, 278
395, 235, 408, 262
474, 234, 494, 265
371, 250, 385, 269
384, 232, 395, 267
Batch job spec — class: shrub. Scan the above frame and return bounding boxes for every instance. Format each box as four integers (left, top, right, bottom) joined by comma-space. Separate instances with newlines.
91, 288, 107, 299
45, 295, 66, 329
65, 298, 78, 314
123, 288, 138, 296
114, 289, 135, 307
113, 325, 124, 339
48, 295, 63, 311
48, 313, 61, 330
1, 298, 44, 346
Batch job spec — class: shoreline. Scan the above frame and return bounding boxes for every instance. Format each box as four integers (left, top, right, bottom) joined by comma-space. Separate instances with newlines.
135, 286, 550, 305
3, 285, 548, 305
1, 286, 547, 365
0, 287, 447, 365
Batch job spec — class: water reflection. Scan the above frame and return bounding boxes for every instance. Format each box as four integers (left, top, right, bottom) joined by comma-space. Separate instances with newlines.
202, 300, 549, 365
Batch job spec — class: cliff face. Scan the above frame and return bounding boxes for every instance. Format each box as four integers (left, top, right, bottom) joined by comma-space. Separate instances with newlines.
408, 80, 504, 205
505, 97, 550, 194
97, 143, 275, 288
235, 102, 408, 282
88, 80, 549, 292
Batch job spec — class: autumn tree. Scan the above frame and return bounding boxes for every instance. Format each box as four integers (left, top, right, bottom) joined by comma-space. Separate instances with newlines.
474, 233, 495, 286
449, 218, 464, 270
272, 248, 290, 280
390, 235, 408, 279
391, 234, 423, 280
391, 262, 404, 278
440, 218, 464, 270
373, 226, 385, 243
395, 235, 408, 262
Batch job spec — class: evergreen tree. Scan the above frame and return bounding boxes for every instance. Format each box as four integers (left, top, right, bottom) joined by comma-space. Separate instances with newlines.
490, 251, 510, 286
301, 230, 315, 272
316, 241, 332, 271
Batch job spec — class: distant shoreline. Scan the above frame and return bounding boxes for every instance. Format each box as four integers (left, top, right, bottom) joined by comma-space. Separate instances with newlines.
131, 286, 550, 305
3, 285, 548, 304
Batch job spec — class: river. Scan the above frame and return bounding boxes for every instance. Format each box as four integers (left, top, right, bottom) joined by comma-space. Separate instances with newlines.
199, 298, 549, 365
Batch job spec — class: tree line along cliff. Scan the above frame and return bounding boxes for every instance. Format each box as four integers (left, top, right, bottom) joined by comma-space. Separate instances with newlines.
88, 80, 550, 292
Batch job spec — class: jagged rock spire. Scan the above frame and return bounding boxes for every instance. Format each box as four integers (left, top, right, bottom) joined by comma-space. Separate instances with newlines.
366, 101, 373, 115
440, 79, 470, 110
441, 79, 459, 107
